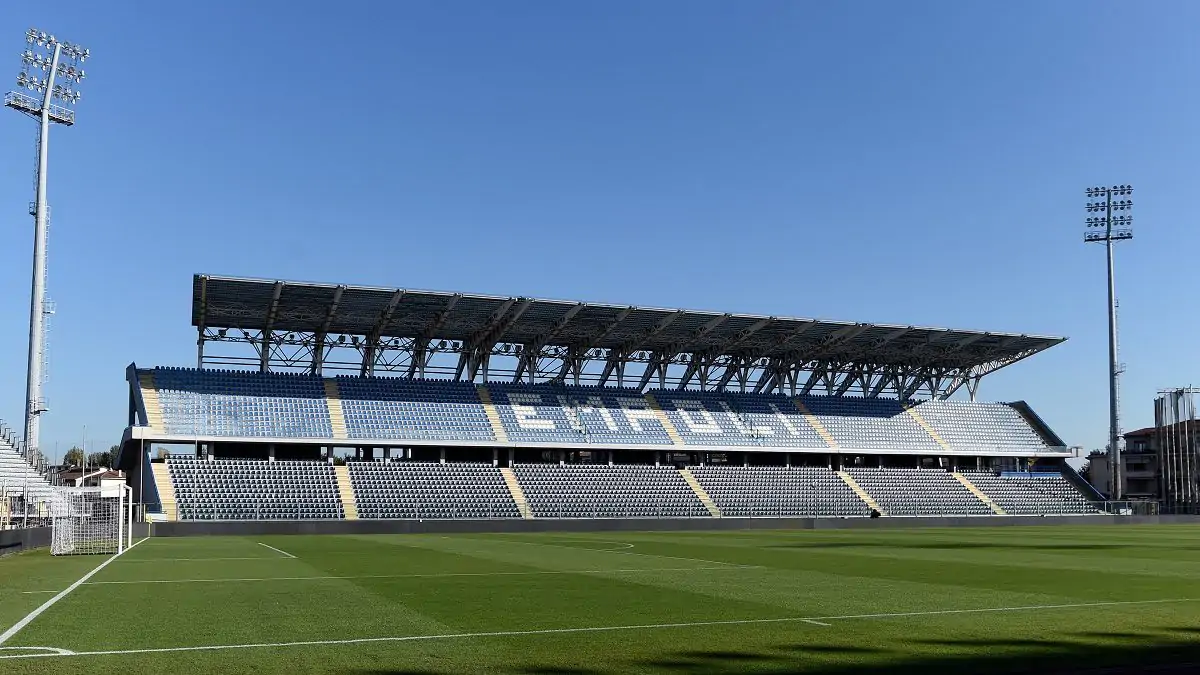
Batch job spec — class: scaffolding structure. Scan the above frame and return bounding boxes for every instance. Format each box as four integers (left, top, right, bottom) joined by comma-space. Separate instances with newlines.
1156, 388, 1200, 514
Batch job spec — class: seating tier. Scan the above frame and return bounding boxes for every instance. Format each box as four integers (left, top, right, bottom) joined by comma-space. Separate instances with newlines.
689, 465, 868, 517
513, 464, 709, 518
347, 462, 518, 519
961, 471, 1100, 515
847, 467, 994, 516
142, 369, 1056, 456
168, 458, 343, 520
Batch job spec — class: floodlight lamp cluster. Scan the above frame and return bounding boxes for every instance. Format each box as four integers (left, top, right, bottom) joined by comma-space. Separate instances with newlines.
1086, 215, 1132, 228
15, 28, 89, 106
1086, 185, 1133, 197
25, 29, 89, 62
1086, 199, 1133, 213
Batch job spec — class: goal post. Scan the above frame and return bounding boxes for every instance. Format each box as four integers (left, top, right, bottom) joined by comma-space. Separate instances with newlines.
50, 484, 133, 556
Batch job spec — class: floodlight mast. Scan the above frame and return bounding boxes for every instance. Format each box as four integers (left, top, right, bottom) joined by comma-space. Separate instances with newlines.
5, 29, 89, 462
1085, 185, 1133, 500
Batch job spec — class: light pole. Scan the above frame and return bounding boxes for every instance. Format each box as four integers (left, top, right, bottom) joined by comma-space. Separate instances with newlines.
1085, 185, 1133, 500
5, 29, 89, 462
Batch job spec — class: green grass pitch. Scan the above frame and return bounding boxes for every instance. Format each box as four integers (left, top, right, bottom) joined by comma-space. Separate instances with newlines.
2, 526, 1200, 673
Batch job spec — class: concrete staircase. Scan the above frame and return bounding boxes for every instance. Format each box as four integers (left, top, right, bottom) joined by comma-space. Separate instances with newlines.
838, 470, 885, 515
138, 371, 164, 430
904, 404, 954, 453
952, 471, 1006, 515
323, 380, 349, 440
793, 399, 840, 450
476, 385, 510, 443
679, 468, 722, 517
333, 465, 358, 519
643, 393, 685, 446
151, 463, 178, 521
499, 467, 533, 519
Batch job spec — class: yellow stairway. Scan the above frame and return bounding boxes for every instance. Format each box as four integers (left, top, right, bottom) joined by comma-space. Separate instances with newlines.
324, 380, 349, 440
837, 471, 885, 515
793, 399, 839, 450
903, 403, 953, 453
952, 472, 1006, 515
334, 465, 359, 519
151, 462, 178, 521
138, 371, 164, 430
679, 468, 722, 517
476, 385, 510, 443
643, 393, 684, 446
500, 467, 533, 519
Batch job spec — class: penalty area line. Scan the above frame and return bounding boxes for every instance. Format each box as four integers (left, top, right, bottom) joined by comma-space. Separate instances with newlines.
0, 596, 1194, 660
257, 542, 297, 559
0, 537, 148, 647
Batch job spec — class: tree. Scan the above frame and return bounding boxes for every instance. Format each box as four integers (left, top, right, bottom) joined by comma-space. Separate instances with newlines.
87, 450, 114, 469
155, 447, 169, 460
64, 447, 84, 468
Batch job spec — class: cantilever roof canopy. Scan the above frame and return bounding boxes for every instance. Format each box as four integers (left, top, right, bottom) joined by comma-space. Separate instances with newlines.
192, 275, 1065, 371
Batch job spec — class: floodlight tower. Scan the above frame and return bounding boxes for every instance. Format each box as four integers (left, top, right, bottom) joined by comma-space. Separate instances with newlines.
1085, 185, 1133, 500
5, 28, 89, 461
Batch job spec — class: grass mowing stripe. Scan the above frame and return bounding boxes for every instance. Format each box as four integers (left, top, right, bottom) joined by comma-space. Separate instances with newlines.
256, 542, 297, 559
460, 535, 747, 567
0, 537, 148, 647
73, 564, 757, 587
1, 596, 1193, 661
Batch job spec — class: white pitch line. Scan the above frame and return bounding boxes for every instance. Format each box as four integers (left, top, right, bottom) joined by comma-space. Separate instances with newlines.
0, 537, 147, 647
75, 565, 755, 587
0, 597, 1193, 661
257, 542, 297, 559
120, 557, 290, 563
801, 619, 831, 626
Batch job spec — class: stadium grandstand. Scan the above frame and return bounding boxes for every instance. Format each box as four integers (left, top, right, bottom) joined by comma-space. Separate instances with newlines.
113, 274, 1103, 522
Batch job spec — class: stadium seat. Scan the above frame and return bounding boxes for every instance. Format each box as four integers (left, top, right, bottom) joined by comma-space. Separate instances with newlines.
168, 458, 344, 521
153, 367, 333, 438
142, 368, 1060, 459
688, 465, 869, 517
909, 400, 1047, 455
347, 462, 519, 519
337, 377, 494, 442
845, 467, 994, 516
960, 470, 1101, 515
513, 464, 710, 518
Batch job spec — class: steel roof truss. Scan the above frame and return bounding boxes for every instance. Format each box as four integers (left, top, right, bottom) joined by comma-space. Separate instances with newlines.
311, 285, 345, 375
361, 290, 406, 377
259, 281, 285, 372
514, 302, 584, 382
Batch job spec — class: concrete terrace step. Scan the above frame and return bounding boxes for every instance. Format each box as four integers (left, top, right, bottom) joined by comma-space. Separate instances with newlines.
679, 468, 722, 518
837, 470, 885, 515
500, 467, 533, 519
334, 465, 358, 519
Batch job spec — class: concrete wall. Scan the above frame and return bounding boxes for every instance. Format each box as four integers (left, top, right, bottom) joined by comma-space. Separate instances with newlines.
0, 527, 51, 557
147, 514, 1200, 538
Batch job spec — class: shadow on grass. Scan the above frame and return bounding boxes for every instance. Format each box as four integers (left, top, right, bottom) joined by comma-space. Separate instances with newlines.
343, 629, 1200, 674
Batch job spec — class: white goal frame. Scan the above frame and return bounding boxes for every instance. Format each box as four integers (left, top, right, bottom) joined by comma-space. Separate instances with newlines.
50, 484, 133, 556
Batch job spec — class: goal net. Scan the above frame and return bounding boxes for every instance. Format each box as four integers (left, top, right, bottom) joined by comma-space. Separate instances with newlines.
50, 485, 131, 556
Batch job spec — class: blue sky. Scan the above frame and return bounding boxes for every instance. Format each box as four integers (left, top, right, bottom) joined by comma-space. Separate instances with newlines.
0, 1, 1196, 461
